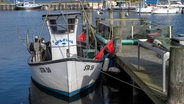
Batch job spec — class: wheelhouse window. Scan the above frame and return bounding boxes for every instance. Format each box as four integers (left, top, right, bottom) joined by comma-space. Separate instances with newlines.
68, 18, 75, 33
49, 18, 76, 34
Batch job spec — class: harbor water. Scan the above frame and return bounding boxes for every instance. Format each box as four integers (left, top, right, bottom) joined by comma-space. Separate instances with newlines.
1, 10, 184, 104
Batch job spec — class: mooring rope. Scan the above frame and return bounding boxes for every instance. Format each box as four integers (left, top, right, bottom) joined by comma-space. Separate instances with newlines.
100, 70, 165, 99
100, 71, 142, 90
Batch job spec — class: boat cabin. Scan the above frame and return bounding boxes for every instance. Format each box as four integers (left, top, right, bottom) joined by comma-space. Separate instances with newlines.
43, 12, 82, 60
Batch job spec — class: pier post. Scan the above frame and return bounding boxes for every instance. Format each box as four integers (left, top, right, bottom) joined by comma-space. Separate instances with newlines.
120, 12, 126, 26
113, 26, 120, 39
95, 18, 100, 33
169, 26, 173, 38
109, 10, 113, 39
168, 46, 184, 104
87, 9, 92, 35
82, 7, 92, 33
95, 17, 105, 33
82, 11, 86, 32
109, 10, 113, 25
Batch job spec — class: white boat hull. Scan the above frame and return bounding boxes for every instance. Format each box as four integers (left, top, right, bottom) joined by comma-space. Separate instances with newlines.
29, 58, 102, 97
16, 5, 42, 10
16, 3, 42, 10
136, 6, 153, 13
152, 7, 180, 14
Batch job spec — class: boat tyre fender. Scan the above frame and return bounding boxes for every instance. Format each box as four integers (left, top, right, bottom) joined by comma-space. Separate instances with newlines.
102, 57, 109, 72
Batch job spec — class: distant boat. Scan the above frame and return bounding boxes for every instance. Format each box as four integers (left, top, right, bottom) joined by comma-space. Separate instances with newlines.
152, 6, 180, 14
152, 0, 183, 14
15, 0, 42, 10
136, 6, 155, 13
157, 0, 184, 8
136, 0, 157, 13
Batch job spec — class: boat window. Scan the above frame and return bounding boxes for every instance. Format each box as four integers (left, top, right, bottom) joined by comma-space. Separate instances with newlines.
49, 19, 67, 34
68, 18, 75, 33
49, 18, 75, 34
49, 20, 57, 32
24, 2, 29, 5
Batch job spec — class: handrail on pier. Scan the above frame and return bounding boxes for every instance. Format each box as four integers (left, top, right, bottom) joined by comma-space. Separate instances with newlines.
138, 39, 170, 92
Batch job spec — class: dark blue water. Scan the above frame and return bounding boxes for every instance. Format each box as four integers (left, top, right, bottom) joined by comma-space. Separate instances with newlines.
1, 10, 184, 104
0, 10, 46, 104
139, 13, 184, 36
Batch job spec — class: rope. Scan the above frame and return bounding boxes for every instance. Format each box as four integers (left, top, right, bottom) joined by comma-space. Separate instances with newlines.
100, 70, 166, 99
100, 71, 142, 90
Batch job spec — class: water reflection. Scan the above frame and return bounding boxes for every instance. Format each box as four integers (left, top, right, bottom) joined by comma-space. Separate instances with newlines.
29, 79, 104, 104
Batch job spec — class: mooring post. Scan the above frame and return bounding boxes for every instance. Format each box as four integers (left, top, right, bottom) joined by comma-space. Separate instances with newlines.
109, 10, 113, 39
109, 10, 113, 25
120, 12, 126, 26
82, 10, 86, 32
169, 26, 172, 39
87, 9, 92, 35
86, 9, 93, 44
168, 46, 184, 104
95, 18, 100, 33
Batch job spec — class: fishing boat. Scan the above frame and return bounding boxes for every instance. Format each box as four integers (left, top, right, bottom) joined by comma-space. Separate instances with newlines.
24, 9, 107, 97
15, 0, 42, 10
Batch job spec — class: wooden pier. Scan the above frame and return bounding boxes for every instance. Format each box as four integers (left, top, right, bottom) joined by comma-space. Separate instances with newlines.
95, 11, 184, 104
114, 43, 184, 104
96, 18, 169, 103
115, 44, 168, 104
